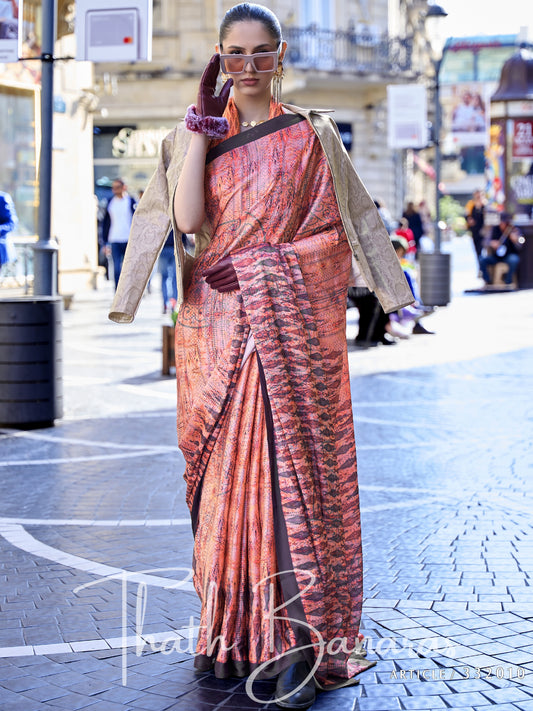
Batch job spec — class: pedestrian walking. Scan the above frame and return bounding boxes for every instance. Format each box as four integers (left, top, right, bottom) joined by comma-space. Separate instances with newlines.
465, 189, 485, 269
418, 199, 433, 239
402, 201, 424, 252
0, 189, 18, 274
158, 229, 177, 313
102, 178, 137, 289
109, 4, 412, 708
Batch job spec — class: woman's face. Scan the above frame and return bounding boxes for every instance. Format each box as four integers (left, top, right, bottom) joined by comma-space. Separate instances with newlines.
218, 20, 284, 100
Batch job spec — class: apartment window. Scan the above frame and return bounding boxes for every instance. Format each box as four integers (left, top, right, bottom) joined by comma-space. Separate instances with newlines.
153, 0, 163, 29
300, 0, 334, 29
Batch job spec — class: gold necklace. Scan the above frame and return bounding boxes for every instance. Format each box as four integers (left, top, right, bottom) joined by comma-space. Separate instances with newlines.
240, 119, 267, 127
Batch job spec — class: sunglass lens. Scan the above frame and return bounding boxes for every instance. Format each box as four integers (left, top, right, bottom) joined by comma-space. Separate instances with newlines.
225, 56, 245, 73
254, 54, 275, 71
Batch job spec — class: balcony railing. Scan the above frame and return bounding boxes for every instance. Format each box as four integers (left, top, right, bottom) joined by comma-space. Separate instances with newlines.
282, 26, 414, 77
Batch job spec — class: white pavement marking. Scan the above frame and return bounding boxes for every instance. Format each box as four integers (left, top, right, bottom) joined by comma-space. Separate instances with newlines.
360, 498, 445, 514
0, 443, 442, 465
0, 524, 195, 591
0, 627, 197, 658
62, 376, 114, 386
0, 517, 191, 526
356, 441, 439, 450
0, 493, 449, 623
352, 397, 523, 406
1, 425, 450, 464
67, 343, 157, 358
0, 450, 171, 467
61, 410, 176, 421
354, 415, 444, 428
1, 429, 177, 451
359, 485, 445, 494
118, 384, 177, 401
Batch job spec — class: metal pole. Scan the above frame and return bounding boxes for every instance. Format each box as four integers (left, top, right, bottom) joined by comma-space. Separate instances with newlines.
419, 53, 450, 307
434, 56, 442, 253
33, 0, 58, 296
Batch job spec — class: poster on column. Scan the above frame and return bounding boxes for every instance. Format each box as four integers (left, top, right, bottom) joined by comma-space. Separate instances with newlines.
509, 118, 533, 220
441, 81, 493, 176
0, 0, 22, 62
485, 119, 506, 212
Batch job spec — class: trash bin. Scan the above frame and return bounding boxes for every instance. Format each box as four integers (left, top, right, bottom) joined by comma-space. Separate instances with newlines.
419, 252, 451, 307
0, 296, 63, 428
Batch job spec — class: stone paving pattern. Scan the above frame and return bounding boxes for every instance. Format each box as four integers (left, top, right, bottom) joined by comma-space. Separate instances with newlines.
1, 238, 533, 710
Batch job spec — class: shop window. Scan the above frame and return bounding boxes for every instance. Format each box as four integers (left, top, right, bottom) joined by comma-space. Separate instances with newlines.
0, 86, 38, 237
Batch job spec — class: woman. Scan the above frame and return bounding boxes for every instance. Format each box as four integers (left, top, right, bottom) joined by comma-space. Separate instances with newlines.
110, 4, 412, 708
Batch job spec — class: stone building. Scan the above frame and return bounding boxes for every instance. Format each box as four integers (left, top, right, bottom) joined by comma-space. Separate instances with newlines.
92, 0, 436, 220
0, 0, 436, 296
0, 0, 99, 294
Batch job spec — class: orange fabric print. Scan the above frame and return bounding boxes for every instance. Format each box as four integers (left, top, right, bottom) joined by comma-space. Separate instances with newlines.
174, 99, 363, 687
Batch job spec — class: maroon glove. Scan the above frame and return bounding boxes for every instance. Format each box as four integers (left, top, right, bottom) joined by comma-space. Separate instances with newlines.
203, 256, 239, 293
197, 54, 233, 118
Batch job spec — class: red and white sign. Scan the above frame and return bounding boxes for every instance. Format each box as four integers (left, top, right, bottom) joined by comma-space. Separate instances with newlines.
512, 120, 533, 158
75, 0, 152, 62
387, 84, 428, 149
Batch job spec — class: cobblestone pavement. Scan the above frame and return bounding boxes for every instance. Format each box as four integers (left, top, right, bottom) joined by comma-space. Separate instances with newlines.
1, 237, 533, 710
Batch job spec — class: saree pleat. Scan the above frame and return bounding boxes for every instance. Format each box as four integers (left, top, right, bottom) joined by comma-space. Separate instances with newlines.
192, 353, 299, 675
175, 99, 363, 686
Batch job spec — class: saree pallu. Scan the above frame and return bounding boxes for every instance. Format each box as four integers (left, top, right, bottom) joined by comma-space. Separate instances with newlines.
175, 100, 364, 687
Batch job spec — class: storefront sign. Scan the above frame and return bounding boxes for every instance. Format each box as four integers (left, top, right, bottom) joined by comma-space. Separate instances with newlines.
111, 127, 171, 159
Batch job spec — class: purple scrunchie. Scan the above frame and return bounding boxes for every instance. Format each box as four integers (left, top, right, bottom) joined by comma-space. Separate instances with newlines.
184, 105, 229, 139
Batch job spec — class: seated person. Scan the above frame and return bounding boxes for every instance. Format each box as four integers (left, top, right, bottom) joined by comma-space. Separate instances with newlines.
347, 286, 397, 348
390, 237, 434, 335
480, 212, 522, 288
394, 218, 417, 260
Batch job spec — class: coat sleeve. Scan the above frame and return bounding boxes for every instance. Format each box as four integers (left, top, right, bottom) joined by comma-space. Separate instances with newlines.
296, 108, 414, 313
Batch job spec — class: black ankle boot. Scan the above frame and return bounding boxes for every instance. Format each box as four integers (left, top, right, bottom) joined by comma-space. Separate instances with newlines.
275, 660, 316, 709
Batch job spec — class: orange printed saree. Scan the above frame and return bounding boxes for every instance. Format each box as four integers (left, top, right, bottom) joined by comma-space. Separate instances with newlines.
175, 100, 364, 687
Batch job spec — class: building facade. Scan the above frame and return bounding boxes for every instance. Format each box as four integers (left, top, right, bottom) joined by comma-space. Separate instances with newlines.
92, 0, 436, 221
1, 1, 437, 296
0, 0, 98, 294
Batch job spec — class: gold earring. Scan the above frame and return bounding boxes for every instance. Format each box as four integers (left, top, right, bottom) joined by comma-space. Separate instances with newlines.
221, 72, 230, 84
272, 63, 284, 104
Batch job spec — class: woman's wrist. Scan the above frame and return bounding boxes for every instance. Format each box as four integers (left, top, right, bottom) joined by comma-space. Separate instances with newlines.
184, 105, 229, 139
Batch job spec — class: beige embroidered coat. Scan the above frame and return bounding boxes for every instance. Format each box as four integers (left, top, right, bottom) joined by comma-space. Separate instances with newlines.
109, 104, 413, 323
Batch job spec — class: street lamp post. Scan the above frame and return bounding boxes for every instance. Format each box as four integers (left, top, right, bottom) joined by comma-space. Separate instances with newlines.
433, 54, 443, 252
33, 0, 59, 296
418, 2, 452, 307
3, 0, 65, 429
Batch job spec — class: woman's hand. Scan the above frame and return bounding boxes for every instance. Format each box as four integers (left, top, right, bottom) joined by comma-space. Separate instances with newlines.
197, 54, 233, 118
203, 256, 239, 293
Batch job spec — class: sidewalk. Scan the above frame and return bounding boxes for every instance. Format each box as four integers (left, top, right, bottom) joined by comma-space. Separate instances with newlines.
1, 239, 533, 711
